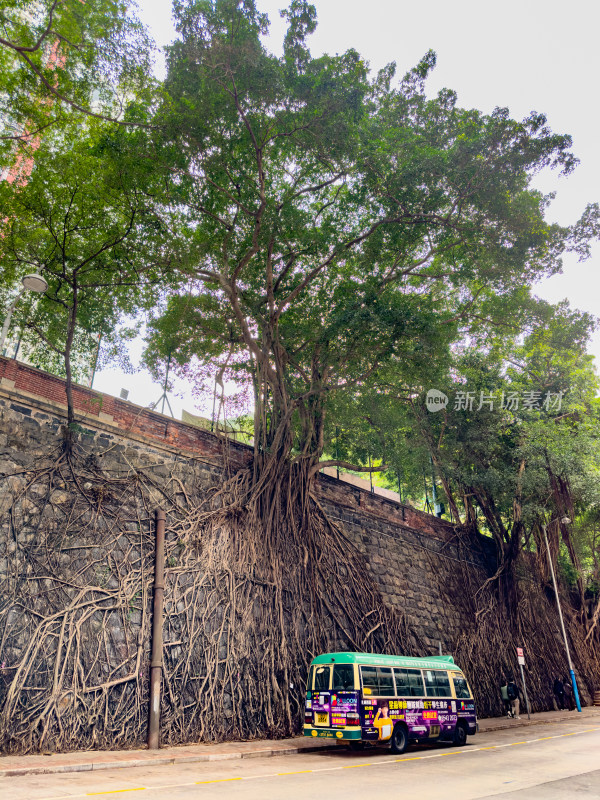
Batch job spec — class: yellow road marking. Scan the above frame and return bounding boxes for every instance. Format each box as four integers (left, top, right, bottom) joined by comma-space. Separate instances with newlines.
343, 763, 372, 768
87, 791, 146, 796
395, 756, 423, 761
479, 746, 497, 749
277, 770, 313, 775
195, 777, 243, 784
510, 741, 527, 745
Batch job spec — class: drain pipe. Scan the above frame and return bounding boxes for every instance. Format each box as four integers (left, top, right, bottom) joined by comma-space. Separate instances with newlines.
148, 508, 166, 749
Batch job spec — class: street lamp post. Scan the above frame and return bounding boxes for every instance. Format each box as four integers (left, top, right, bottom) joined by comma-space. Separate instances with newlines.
542, 517, 582, 712
0, 274, 48, 354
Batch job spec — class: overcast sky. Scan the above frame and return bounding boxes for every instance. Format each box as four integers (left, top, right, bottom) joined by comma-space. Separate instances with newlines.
94, 0, 600, 415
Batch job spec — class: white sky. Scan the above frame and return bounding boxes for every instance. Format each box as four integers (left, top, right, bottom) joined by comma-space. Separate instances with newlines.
94, 0, 600, 416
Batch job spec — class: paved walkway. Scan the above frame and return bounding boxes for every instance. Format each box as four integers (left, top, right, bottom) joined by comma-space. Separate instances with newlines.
1, 707, 599, 778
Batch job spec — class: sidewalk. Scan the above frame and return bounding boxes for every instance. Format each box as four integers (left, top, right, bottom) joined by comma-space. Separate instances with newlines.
1, 707, 599, 778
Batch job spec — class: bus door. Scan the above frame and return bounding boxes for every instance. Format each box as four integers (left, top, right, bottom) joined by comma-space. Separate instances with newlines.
308, 663, 359, 729
360, 665, 395, 741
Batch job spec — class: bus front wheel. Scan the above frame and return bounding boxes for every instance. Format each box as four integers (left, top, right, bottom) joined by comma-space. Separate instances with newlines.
390, 724, 408, 754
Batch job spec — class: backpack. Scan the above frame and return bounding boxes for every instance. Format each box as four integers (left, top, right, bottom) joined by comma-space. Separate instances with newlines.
507, 682, 518, 701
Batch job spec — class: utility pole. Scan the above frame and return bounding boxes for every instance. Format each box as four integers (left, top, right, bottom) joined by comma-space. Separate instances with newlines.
148, 509, 166, 748
542, 519, 582, 712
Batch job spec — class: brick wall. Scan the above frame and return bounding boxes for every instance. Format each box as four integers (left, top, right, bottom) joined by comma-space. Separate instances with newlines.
0, 356, 251, 465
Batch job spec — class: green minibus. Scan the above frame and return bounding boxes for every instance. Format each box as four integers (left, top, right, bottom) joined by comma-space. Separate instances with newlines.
303, 652, 477, 753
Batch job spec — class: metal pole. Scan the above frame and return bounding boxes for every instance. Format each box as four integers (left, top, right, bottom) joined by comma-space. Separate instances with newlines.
12, 331, 22, 360
423, 472, 431, 513
430, 455, 438, 505
161, 353, 171, 415
542, 523, 582, 712
148, 508, 166, 748
0, 288, 25, 353
518, 661, 531, 719
89, 333, 102, 388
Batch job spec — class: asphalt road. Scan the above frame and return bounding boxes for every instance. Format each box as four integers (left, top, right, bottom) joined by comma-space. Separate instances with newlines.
3, 717, 599, 800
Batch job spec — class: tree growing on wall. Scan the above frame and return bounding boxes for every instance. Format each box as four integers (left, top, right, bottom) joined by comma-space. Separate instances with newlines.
350, 301, 600, 613
1, 0, 600, 754
148, 0, 597, 515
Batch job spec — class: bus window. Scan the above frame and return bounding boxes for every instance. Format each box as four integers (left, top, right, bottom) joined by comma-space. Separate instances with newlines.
424, 669, 452, 697
360, 666, 395, 696
453, 675, 471, 699
361, 666, 378, 694
394, 668, 425, 697
314, 665, 331, 692
378, 667, 394, 696
332, 664, 355, 691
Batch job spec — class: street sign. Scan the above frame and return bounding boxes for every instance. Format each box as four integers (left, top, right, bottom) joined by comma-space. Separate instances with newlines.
516, 647, 531, 719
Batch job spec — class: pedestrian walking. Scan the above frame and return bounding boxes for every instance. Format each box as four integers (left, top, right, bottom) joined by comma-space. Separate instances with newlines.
553, 676, 565, 710
563, 677, 575, 710
507, 677, 521, 719
500, 678, 511, 716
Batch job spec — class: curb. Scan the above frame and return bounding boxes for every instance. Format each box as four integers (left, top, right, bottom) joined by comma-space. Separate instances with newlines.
0, 742, 337, 778
475, 713, 590, 735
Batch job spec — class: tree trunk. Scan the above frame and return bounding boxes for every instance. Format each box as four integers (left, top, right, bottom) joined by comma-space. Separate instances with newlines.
62, 290, 78, 453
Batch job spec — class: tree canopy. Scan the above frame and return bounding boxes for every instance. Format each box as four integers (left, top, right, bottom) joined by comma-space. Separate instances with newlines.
0, 0, 154, 163
141, 0, 597, 483
0, 118, 172, 426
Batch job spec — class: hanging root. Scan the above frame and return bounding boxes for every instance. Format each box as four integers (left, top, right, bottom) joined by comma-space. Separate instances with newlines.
0, 446, 422, 752
159, 456, 423, 743
2, 441, 598, 753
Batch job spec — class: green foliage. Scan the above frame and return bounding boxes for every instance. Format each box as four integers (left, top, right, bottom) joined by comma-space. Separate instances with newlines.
350, 298, 600, 581
0, 0, 155, 167
142, 0, 598, 471
0, 119, 171, 413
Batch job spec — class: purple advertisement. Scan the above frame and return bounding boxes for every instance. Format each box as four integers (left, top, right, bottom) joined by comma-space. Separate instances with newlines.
306, 692, 476, 742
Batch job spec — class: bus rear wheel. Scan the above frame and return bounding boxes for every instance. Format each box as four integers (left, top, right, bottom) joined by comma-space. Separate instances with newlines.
453, 722, 467, 747
390, 724, 408, 754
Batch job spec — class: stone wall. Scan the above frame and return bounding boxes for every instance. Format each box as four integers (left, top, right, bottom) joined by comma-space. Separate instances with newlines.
0, 357, 592, 753
0, 357, 491, 652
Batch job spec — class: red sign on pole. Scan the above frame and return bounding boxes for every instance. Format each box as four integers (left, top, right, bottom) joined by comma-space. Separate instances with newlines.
516, 647, 524, 658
